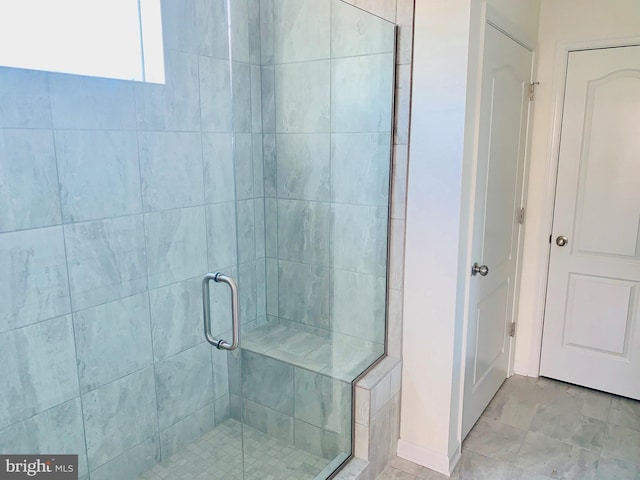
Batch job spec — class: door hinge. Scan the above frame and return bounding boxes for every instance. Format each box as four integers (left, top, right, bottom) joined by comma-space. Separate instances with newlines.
528, 82, 540, 101
518, 208, 525, 225
510, 322, 516, 337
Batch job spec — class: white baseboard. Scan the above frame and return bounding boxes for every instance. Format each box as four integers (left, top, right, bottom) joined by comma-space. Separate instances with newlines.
397, 439, 461, 477
513, 361, 539, 377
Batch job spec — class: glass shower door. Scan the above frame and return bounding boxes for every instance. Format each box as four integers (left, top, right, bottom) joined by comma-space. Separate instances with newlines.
230, 0, 397, 479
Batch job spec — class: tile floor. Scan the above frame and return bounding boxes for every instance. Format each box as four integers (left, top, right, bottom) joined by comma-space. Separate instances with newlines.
138, 419, 332, 480
377, 375, 640, 480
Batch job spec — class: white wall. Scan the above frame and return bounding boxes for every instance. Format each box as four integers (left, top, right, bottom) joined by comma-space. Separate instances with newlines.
514, 0, 640, 375
400, 0, 540, 474
399, 0, 471, 473
486, 0, 540, 45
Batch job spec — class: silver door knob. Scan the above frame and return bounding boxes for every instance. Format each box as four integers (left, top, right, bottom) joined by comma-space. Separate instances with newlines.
556, 236, 568, 247
471, 263, 489, 276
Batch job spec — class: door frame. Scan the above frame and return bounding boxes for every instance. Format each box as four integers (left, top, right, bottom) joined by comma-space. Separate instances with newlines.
457, 2, 537, 440
527, 35, 640, 376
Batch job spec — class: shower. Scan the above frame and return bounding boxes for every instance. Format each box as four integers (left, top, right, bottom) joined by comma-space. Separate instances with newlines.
0, 0, 396, 478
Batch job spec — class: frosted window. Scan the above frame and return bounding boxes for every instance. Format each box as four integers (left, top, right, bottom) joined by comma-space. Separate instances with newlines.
0, 0, 165, 83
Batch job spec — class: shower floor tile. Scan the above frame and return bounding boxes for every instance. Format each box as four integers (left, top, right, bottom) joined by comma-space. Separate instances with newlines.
138, 419, 332, 480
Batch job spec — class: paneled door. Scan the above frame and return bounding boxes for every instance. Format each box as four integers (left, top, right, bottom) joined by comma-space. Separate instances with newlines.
462, 24, 533, 437
540, 45, 640, 399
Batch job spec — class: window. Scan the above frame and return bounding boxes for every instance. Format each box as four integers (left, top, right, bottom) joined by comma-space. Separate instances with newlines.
0, 0, 165, 83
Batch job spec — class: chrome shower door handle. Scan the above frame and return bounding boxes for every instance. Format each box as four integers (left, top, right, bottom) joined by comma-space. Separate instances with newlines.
202, 272, 239, 350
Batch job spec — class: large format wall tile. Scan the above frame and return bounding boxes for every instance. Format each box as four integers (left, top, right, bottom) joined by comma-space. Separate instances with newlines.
206, 202, 238, 270
82, 368, 157, 469
199, 56, 232, 132
264, 198, 278, 258
232, 62, 253, 133
278, 260, 330, 329
295, 368, 351, 435
65, 215, 147, 310
0, 129, 61, 232
263, 134, 277, 197
89, 436, 160, 480
135, 51, 200, 131
0, 227, 70, 333
0, 68, 51, 128
0, 316, 79, 430
273, 0, 330, 63
254, 198, 266, 259
234, 134, 254, 200
241, 350, 294, 415
331, 133, 391, 206
242, 398, 294, 444
214, 394, 231, 425
155, 343, 214, 429
277, 199, 331, 266
237, 199, 256, 263
331, 0, 395, 58
294, 419, 349, 460
252, 133, 264, 195
138, 131, 205, 212
261, 67, 276, 133
211, 349, 230, 401
275, 61, 330, 133
49, 74, 136, 130
248, 0, 262, 64
229, 0, 250, 63
203, 133, 235, 204
160, 403, 215, 459
0, 399, 88, 476
74, 293, 153, 393
331, 53, 394, 133
56, 130, 141, 222
259, 0, 275, 64
239, 261, 258, 323
331, 270, 386, 344
144, 206, 207, 289
332, 204, 387, 276
161, 0, 229, 59
266, 257, 279, 316
150, 277, 204, 362
251, 66, 262, 133
277, 134, 331, 202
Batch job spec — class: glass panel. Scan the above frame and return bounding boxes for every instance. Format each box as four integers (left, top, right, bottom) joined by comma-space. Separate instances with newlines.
0, 0, 394, 478
236, 0, 395, 478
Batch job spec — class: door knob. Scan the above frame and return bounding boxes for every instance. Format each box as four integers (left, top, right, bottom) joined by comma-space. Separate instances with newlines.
471, 263, 489, 276
556, 236, 568, 247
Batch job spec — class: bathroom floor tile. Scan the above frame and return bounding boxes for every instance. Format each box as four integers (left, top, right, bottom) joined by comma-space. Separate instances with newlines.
376, 375, 640, 480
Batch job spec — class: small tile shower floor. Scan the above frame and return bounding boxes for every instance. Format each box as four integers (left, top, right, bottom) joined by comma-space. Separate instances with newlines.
139, 419, 331, 480
378, 375, 640, 480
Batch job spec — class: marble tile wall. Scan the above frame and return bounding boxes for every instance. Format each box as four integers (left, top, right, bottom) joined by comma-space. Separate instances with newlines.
261, 0, 396, 351
0, 0, 264, 478
228, 349, 353, 460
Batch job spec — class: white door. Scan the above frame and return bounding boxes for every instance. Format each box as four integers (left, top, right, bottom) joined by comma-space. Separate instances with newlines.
540, 46, 640, 400
462, 24, 533, 437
